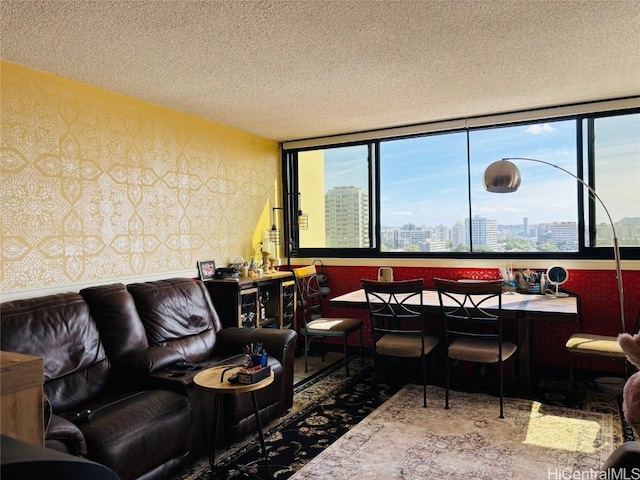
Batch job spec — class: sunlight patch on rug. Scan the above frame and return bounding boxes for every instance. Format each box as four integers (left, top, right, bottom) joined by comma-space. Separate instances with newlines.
523, 401, 606, 453
291, 384, 614, 480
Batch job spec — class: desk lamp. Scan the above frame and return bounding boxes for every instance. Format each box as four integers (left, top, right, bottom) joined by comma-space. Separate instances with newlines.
483, 157, 625, 334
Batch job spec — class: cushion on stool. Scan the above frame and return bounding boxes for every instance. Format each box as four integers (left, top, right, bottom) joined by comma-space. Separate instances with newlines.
566, 333, 626, 358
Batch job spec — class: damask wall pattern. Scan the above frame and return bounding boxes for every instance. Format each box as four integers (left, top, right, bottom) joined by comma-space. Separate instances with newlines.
1, 61, 280, 296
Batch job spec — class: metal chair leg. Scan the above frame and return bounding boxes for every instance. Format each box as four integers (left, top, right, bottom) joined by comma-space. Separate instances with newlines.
304, 333, 309, 373
343, 334, 350, 375
499, 360, 504, 419
421, 354, 427, 408
372, 355, 379, 400
445, 355, 450, 410
568, 354, 574, 406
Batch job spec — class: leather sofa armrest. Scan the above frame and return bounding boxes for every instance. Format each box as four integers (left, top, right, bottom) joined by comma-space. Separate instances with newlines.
216, 328, 296, 364
213, 327, 256, 357
45, 414, 88, 457
117, 346, 185, 374
216, 327, 297, 410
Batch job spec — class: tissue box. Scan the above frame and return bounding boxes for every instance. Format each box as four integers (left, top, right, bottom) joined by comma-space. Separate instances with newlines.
238, 365, 271, 385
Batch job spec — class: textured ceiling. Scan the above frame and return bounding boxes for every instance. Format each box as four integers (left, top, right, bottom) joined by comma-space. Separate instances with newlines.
2, 0, 639, 142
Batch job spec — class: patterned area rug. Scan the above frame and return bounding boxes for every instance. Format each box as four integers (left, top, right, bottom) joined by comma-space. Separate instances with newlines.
175, 357, 398, 480
291, 384, 615, 480
174, 357, 630, 480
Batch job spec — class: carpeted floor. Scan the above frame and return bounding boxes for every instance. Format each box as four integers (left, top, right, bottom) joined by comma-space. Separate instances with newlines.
291, 384, 615, 479
174, 356, 633, 480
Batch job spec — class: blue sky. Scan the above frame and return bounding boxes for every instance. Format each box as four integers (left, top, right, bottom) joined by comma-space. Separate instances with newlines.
323, 114, 639, 228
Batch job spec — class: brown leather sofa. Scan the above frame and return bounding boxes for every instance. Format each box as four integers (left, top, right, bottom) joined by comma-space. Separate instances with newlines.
82, 278, 296, 459
0, 278, 297, 480
1, 291, 192, 480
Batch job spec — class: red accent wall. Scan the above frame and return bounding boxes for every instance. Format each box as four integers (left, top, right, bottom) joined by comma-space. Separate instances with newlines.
296, 265, 640, 373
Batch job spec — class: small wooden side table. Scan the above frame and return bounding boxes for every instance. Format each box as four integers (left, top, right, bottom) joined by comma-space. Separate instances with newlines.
193, 365, 275, 479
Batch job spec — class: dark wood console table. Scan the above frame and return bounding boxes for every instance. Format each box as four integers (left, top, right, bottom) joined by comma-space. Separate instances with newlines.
204, 271, 295, 329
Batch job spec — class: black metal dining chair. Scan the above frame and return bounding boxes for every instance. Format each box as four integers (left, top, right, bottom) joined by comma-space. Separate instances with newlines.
293, 265, 363, 375
435, 278, 517, 418
361, 278, 439, 407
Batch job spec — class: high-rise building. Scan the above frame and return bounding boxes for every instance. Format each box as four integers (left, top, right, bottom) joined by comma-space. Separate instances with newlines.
451, 221, 465, 248
548, 222, 578, 251
465, 215, 498, 249
380, 227, 398, 250
398, 226, 430, 249
434, 224, 450, 242
325, 186, 369, 247
420, 239, 449, 252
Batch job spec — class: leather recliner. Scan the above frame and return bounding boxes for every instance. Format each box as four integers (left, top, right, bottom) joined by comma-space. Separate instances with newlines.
126, 279, 296, 454
0, 293, 192, 480
80, 278, 297, 461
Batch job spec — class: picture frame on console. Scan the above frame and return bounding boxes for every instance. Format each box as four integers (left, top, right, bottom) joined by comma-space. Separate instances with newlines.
197, 259, 216, 280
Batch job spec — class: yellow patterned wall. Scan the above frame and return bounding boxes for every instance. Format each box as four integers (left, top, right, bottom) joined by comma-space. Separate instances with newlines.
1, 61, 280, 297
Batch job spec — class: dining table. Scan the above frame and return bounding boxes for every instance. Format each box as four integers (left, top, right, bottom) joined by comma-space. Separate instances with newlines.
329, 288, 579, 393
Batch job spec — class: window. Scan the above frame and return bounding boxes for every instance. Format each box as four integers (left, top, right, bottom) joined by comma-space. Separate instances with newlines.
379, 132, 469, 252
586, 114, 640, 248
297, 145, 372, 249
468, 120, 578, 253
287, 108, 639, 258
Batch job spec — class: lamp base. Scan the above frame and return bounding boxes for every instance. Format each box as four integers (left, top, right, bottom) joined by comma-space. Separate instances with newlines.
594, 376, 625, 395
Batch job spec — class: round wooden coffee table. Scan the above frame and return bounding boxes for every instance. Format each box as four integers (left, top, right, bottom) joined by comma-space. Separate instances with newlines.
194, 364, 275, 479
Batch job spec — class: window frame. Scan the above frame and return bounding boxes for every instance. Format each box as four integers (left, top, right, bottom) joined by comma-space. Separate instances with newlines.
283, 107, 640, 261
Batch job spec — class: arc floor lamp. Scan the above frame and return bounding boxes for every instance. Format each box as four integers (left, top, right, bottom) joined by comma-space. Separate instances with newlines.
483, 157, 626, 334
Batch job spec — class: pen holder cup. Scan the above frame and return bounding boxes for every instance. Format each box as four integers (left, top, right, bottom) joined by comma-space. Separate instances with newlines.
251, 354, 268, 368
502, 280, 518, 294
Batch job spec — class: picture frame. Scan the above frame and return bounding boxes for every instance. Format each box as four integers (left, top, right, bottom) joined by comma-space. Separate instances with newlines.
197, 259, 216, 280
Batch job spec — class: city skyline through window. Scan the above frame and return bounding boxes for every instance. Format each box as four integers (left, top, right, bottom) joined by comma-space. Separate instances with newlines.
296, 112, 639, 254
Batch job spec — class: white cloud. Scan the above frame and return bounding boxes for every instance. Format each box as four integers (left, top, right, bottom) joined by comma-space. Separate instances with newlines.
525, 124, 556, 135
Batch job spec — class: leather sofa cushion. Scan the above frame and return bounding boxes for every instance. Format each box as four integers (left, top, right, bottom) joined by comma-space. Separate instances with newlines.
0, 293, 110, 412
121, 345, 185, 374
76, 390, 191, 480
127, 278, 223, 363
80, 283, 149, 363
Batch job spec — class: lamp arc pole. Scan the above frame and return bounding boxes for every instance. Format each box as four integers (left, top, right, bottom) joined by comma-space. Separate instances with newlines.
484, 157, 625, 333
